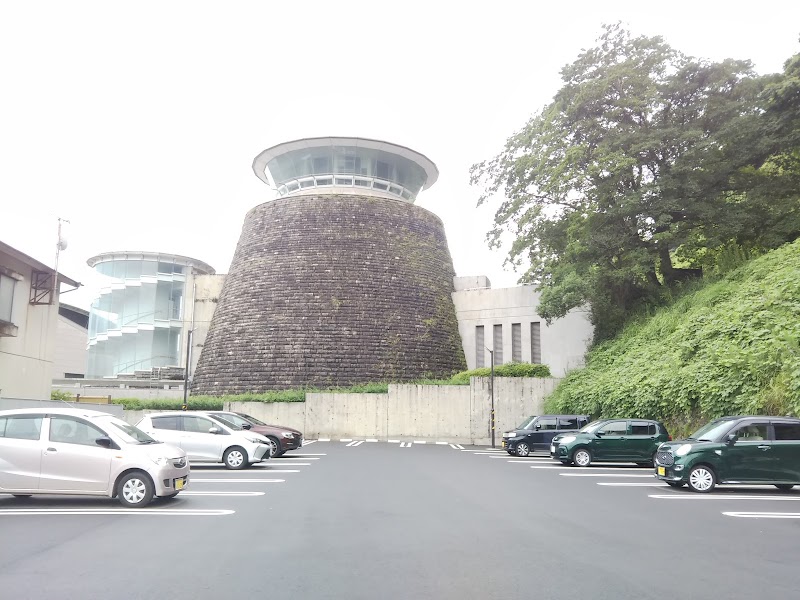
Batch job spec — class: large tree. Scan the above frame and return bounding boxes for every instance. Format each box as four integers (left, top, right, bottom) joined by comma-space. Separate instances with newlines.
471, 24, 770, 341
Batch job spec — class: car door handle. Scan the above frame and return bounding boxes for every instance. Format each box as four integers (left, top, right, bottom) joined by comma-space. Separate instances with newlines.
46, 447, 57, 452
757, 445, 771, 451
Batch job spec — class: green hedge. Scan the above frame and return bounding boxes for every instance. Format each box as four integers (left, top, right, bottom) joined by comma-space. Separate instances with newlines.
545, 240, 800, 423
449, 363, 552, 384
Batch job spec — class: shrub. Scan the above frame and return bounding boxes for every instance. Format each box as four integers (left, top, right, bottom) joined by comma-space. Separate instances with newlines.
449, 363, 551, 384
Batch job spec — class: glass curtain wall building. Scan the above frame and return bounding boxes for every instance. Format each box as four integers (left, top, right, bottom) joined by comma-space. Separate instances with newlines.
86, 252, 214, 378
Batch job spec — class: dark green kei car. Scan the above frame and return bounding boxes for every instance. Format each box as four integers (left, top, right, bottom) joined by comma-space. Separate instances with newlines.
655, 416, 800, 492
550, 419, 671, 467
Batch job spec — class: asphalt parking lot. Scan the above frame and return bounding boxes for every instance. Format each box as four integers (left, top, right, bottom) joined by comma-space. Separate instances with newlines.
1, 441, 797, 599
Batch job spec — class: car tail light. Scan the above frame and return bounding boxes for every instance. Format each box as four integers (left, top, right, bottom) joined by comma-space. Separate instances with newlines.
668, 435, 672, 441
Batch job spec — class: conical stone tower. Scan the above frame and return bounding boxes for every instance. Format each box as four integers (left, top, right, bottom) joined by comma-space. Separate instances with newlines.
192, 137, 466, 394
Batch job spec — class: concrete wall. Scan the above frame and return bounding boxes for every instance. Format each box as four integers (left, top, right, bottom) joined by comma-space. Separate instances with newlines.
187, 273, 226, 377
452, 280, 593, 377
52, 314, 88, 378
0, 397, 124, 417
0, 250, 60, 400
218, 378, 559, 444
52, 381, 185, 400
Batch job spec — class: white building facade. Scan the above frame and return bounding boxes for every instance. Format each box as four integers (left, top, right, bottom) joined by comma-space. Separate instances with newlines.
451, 276, 592, 377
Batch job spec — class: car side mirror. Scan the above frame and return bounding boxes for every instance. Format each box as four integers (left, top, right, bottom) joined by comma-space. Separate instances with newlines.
534, 424, 541, 430
208, 426, 221, 434
95, 436, 115, 449
726, 433, 738, 445
595, 431, 604, 437
241, 423, 252, 430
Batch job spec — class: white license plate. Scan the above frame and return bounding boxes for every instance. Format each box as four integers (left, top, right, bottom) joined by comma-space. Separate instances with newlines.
550, 445, 555, 453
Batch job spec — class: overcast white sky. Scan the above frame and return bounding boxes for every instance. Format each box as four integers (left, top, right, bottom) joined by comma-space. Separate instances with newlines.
2, 1, 798, 310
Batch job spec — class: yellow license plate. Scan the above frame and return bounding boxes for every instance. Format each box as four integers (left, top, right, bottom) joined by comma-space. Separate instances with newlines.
657, 466, 665, 476
501, 441, 506, 448
175, 478, 185, 490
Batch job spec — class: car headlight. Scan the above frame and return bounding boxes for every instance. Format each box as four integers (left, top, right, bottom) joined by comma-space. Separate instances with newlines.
150, 456, 170, 466
558, 436, 576, 445
675, 444, 692, 457
281, 432, 294, 439
503, 432, 515, 438
246, 437, 265, 445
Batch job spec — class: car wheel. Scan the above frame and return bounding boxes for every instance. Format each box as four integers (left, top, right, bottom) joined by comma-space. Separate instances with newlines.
117, 471, 154, 507
573, 448, 592, 467
687, 465, 716, 493
775, 484, 795, 491
515, 442, 530, 457
666, 481, 685, 488
266, 436, 284, 458
223, 446, 248, 470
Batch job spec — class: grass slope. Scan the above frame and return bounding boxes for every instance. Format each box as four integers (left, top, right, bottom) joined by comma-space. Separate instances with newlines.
545, 239, 800, 433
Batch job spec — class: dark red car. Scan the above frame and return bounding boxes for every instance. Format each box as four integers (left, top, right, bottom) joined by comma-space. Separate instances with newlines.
206, 411, 303, 457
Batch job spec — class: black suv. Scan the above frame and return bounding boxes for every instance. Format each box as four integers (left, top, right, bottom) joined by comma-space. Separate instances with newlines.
502, 415, 591, 456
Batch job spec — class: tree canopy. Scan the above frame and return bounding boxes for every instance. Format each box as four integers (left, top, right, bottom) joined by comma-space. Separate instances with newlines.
471, 24, 800, 341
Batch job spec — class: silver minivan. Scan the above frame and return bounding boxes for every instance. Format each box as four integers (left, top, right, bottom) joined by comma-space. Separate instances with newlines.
137, 412, 271, 469
0, 408, 189, 507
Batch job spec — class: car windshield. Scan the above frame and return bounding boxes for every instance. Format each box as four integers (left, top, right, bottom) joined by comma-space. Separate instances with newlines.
580, 420, 607, 433
239, 413, 266, 426
103, 417, 159, 444
208, 414, 244, 430
687, 419, 736, 442
517, 416, 537, 429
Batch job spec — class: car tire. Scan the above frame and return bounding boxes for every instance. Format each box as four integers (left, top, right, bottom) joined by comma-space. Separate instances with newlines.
666, 481, 685, 488
687, 465, 716, 493
266, 436, 284, 458
223, 446, 249, 470
515, 442, 530, 457
117, 471, 154, 508
775, 484, 795, 491
573, 448, 592, 467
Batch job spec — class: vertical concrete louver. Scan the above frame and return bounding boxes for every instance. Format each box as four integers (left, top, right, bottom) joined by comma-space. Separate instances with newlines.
191, 137, 466, 394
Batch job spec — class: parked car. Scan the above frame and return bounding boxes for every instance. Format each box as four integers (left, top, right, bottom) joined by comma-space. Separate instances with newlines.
655, 416, 800, 492
550, 418, 670, 466
502, 415, 591, 456
0, 408, 188, 507
136, 412, 271, 469
205, 411, 303, 457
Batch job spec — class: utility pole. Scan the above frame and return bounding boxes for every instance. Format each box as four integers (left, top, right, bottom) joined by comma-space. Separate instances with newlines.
487, 347, 495, 448
52, 218, 69, 304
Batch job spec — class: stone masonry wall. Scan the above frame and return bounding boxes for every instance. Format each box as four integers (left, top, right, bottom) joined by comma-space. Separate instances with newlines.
191, 194, 467, 394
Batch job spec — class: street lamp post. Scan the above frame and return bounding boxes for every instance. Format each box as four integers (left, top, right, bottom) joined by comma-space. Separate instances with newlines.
487, 347, 495, 448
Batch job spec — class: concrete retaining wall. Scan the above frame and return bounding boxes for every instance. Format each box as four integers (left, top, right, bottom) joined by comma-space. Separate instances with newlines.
219, 377, 559, 444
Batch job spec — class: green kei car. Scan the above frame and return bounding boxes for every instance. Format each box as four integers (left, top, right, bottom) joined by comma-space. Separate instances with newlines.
655, 416, 800, 492
551, 418, 671, 467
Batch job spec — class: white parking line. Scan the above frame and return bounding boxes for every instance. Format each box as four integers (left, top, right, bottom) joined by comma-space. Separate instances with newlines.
649, 494, 800, 501
302, 440, 317, 446
559, 473, 655, 478
0, 509, 235, 516
435, 442, 448, 445
388, 440, 400, 443
179, 491, 265, 497
318, 438, 330, 442
258, 462, 311, 466
453, 444, 465, 450
191, 478, 287, 482
530, 465, 650, 471
414, 441, 427, 444
346, 441, 364, 447
400, 442, 412, 447
366, 439, 378, 442
340, 439, 353, 442
284, 454, 326, 457
597, 482, 669, 487
505, 458, 560, 462
723, 512, 800, 519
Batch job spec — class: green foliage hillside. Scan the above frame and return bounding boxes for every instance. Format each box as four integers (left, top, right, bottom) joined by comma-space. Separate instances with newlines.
545, 240, 800, 427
